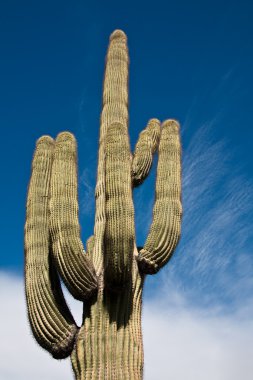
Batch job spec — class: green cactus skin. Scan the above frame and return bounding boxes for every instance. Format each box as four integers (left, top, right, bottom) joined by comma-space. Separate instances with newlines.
24, 29, 182, 379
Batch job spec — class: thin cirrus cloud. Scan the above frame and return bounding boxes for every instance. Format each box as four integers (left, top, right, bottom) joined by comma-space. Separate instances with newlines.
158, 117, 253, 310
79, 167, 95, 216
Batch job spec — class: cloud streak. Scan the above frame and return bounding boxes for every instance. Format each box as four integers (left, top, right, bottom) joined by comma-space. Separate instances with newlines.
156, 117, 253, 309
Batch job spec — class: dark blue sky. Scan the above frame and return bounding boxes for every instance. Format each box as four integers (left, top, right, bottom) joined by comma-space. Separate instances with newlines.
0, 0, 253, 311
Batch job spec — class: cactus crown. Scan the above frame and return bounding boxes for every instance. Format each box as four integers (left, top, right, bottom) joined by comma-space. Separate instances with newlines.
24, 29, 182, 376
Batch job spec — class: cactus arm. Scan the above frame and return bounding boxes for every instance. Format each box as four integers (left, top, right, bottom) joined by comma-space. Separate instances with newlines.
104, 122, 135, 288
137, 120, 182, 274
49, 132, 98, 301
93, 30, 129, 273
132, 118, 161, 187
25, 136, 78, 359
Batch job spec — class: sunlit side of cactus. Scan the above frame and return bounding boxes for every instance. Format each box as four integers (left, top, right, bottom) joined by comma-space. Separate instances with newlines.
24, 29, 182, 379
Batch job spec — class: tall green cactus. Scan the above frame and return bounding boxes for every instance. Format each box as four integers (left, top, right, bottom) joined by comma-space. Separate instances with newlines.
24, 29, 182, 379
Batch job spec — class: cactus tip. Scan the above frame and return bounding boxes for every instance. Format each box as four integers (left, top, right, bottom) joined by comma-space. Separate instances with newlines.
36, 135, 54, 146
110, 29, 127, 42
51, 325, 78, 359
56, 131, 76, 143
162, 119, 180, 128
148, 118, 161, 125
147, 119, 161, 132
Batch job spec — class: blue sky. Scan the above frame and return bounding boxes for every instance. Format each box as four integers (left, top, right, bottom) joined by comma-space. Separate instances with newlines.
0, 1, 253, 379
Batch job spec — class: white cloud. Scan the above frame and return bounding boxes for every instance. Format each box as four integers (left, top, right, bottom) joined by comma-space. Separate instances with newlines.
1, 272, 253, 380
143, 300, 253, 380
0, 272, 74, 380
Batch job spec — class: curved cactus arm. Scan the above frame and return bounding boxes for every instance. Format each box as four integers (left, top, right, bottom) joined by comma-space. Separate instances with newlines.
25, 136, 78, 359
137, 120, 182, 274
132, 118, 161, 187
104, 122, 135, 289
93, 29, 129, 273
50, 132, 98, 301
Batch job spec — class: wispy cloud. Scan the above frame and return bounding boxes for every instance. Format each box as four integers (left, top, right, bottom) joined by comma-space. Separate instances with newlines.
79, 168, 95, 216
165, 117, 253, 308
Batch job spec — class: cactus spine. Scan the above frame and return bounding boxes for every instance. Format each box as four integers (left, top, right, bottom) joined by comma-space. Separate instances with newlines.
25, 29, 182, 379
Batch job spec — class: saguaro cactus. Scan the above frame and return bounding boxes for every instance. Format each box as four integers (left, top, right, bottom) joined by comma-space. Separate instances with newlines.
25, 29, 182, 379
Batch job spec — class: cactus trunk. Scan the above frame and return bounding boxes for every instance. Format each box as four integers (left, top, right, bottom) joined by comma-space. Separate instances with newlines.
71, 263, 144, 380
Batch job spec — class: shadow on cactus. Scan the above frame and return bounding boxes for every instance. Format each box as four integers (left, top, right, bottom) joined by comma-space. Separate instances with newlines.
24, 29, 182, 379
